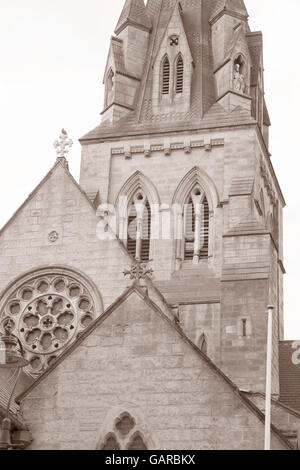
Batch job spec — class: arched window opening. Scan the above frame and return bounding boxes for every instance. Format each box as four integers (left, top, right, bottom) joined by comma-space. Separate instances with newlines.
184, 196, 195, 260
260, 189, 265, 217
233, 55, 246, 94
162, 56, 170, 95
98, 412, 149, 451
127, 432, 148, 451
127, 192, 151, 262
176, 55, 184, 94
198, 333, 207, 355
184, 189, 209, 262
100, 433, 120, 450
115, 413, 136, 437
105, 69, 115, 107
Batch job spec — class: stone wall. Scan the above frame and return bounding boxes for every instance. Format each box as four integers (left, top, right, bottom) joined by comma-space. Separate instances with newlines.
20, 290, 287, 450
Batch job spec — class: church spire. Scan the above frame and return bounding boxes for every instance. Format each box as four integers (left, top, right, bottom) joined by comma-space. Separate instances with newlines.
115, 0, 152, 35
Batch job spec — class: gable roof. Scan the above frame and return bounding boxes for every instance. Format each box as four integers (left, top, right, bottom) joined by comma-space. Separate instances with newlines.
151, 1, 194, 66
14, 283, 293, 449
0, 159, 96, 239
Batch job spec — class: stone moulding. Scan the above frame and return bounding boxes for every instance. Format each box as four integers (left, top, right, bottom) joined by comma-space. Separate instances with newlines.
111, 138, 225, 157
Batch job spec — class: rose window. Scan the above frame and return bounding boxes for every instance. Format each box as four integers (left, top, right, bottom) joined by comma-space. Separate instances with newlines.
0, 270, 101, 377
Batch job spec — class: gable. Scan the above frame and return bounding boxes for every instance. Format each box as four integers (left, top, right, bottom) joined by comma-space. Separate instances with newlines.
0, 161, 134, 312
153, 3, 193, 67
19, 289, 289, 450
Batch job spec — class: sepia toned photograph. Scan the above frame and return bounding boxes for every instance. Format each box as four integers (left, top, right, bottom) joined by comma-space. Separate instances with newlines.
0, 0, 300, 453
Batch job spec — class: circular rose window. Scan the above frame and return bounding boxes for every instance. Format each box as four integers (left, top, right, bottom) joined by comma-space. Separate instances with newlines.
0, 269, 102, 377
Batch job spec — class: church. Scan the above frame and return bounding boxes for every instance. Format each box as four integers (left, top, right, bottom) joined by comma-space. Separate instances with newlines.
0, 0, 300, 450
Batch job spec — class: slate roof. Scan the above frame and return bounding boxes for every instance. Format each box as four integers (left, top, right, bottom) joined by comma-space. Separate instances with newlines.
279, 341, 300, 412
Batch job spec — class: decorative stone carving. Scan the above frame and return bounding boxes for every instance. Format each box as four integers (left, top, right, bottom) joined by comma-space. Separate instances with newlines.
123, 262, 153, 282
48, 231, 59, 243
0, 272, 98, 378
233, 63, 246, 94
53, 129, 73, 159
169, 35, 179, 47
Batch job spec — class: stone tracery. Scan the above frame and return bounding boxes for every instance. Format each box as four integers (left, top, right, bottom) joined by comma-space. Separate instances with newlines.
0, 269, 101, 378
99, 412, 148, 450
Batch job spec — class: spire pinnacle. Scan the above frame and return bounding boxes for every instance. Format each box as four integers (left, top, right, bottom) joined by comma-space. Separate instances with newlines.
115, 0, 151, 35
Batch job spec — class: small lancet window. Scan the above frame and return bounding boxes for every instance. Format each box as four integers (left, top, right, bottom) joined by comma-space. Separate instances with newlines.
175, 55, 184, 94
198, 333, 207, 355
127, 192, 151, 262
100, 433, 120, 450
242, 319, 247, 338
105, 69, 115, 107
126, 432, 148, 450
260, 189, 265, 217
162, 56, 170, 95
184, 188, 209, 262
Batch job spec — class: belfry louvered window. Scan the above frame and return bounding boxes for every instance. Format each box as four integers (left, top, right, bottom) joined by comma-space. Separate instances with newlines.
176, 55, 184, 94
127, 196, 151, 262
184, 195, 209, 260
162, 56, 170, 95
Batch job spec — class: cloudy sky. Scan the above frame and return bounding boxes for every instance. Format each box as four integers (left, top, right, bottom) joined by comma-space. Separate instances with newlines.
0, 0, 299, 338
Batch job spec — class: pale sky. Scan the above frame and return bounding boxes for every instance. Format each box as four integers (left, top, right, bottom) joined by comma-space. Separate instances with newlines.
0, 1, 299, 339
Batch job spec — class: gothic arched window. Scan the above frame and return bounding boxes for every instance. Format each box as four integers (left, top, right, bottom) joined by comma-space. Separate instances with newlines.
184, 188, 209, 262
100, 433, 120, 450
97, 412, 148, 450
127, 191, 151, 262
175, 54, 184, 94
105, 68, 115, 107
198, 333, 207, 355
127, 432, 148, 450
260, 189, 265, 218
162, 55, 170, 95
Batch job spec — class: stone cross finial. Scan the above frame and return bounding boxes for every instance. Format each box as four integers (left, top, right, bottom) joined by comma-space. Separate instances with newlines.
53, 129, 73, 159
123, 262, 153, 283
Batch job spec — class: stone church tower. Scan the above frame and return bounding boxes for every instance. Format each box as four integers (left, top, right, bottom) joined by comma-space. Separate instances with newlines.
0, 0, 299, 451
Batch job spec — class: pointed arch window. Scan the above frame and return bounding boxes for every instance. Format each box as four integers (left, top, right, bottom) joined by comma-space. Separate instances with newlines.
198, 333, 207, 355
100, 433, 120, 450
127, 191, 151, 262
105, 68, 115, 107
98, 412, 148, 451
162, 56, 170, 95
175, 54, 184, 94
127, 432, 148, 450
184, 188, 209, 262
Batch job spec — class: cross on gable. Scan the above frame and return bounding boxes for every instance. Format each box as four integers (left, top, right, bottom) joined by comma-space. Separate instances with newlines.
123, 262, 153, 283
53, 129, 73, 159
